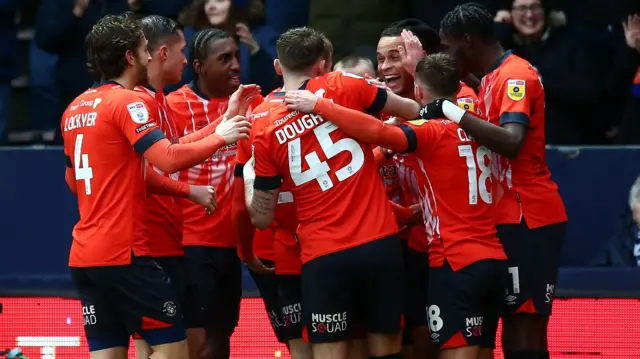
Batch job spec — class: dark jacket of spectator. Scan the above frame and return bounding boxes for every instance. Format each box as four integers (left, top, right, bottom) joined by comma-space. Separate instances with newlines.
35, 0, 191, 116
0, 0, 18, 81
614, 67, 640, 144
590, 209, 639, 267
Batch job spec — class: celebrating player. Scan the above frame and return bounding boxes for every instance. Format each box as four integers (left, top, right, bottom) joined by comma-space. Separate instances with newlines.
430, 4, 568, 359
244, 27, 420, 359
284, 52, 508, 359
133, 15, 261, 359
62, 12, 250, 359
166, 28, 265, 359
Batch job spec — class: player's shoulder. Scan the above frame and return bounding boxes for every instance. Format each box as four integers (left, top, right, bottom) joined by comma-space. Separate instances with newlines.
499, 54, 539, 82
457, 82, 477, 100
165, 84, 193, 104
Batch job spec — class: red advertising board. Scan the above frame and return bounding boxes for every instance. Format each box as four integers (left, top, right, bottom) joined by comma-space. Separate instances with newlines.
1, 297, 639, 358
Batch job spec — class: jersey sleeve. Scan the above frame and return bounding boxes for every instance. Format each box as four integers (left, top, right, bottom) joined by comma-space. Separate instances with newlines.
234, 138, 252, 178
113, 93, 166, 154
336, 71, 387, 113
253, 130, 282, 191
494, 74, 539, 126
456, 84, 478, 114
399, 120, 444, 156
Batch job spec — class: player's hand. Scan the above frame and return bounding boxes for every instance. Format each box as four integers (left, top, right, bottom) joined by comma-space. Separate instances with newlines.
188, 185, 217, 214
364, 74, 390, 90
623, 14, 640, 52
245, 256, 274, 275
215, 115, 252, 144
237, 23, 260, 55
398, 30, 425, 78
420, 99, 446, 120
384, 116, 402, 126
407, 204, 423, 225
225, 84, 261, 118
284, 90, 318, 113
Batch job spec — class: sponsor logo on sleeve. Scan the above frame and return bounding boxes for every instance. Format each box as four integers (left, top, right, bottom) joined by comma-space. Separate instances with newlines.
127, 101, 149, 124
507, 79, 526, 101
456, 97, 475, 112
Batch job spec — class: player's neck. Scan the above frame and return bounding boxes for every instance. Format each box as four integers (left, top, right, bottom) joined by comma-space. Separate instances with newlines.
110, 72, 137, 90
196, 78, 228, 99
282, 73, 310, 93
147, 65, 166, 93
478, 43, 506, 75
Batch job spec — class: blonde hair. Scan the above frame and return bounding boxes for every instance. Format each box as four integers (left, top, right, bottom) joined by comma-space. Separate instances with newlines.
629, 176, 640, 209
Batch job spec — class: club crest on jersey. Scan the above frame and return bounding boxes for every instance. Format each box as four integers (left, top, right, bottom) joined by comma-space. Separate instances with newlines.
127, 102, 149, 124
457, 97, 475, 112
507, 79, 525, 101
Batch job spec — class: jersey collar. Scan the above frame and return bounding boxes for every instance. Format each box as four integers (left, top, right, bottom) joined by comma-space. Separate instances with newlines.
188, 80, 211, 100
273, 79, 310, 97
489, 50, 513, 73
91, 80, 122, 89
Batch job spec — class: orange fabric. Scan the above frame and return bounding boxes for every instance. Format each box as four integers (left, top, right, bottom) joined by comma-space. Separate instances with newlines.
252, 71, 398, 264
167, 84, 263, 248
63, 83, 159, 266
479, 54, 567, 228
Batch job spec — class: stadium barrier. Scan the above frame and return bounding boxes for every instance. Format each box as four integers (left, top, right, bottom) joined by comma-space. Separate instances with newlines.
2, 146, 640, 357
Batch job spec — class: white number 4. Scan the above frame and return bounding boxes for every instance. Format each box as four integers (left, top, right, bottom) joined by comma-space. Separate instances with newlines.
288, 122, 365, 191
74, 134, 94, 195
458, 144, 492, 205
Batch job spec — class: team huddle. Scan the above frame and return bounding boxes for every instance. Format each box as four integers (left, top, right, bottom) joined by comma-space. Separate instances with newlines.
62, 3, 567, 359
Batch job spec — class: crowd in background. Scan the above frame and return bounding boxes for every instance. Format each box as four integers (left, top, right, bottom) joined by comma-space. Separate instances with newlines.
0, 0, 639, 146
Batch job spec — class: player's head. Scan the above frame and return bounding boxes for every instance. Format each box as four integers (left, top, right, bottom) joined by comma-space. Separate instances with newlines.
85, 12, 149, 85
413, 53, 461, 106
378, 19, 441, 97
190, 27, 240, 96
274, 27, 333, 78
140, 15, 187, 85
334, 56, 376, 78
439, 2, 497, 75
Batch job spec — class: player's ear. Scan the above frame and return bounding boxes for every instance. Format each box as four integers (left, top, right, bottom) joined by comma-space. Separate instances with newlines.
193, 59, 202, 74
273, 59, 283, 76
125, 49, 136, 66
159, 45, 169, 61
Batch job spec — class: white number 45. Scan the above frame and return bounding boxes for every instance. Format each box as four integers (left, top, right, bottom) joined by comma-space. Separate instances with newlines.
288, 122, 365, 191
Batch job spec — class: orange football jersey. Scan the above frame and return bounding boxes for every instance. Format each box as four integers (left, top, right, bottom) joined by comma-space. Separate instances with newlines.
63, 82, 164, 267
134, 85, 183, 257
478, 52, 567, 228
252, 71, 398, 264
167, 82, 263, 248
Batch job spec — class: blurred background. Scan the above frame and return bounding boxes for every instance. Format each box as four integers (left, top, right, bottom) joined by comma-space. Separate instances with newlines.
1, 0, 640, 358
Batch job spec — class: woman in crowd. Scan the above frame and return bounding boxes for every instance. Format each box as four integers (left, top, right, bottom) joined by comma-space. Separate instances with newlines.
176, 0, 279, 94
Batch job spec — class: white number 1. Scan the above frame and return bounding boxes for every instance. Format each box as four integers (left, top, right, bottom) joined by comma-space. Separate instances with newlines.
508, 266, 521, 294
74, 134, 94, 195
458, 145, 492, 204
288, 122, 365, 191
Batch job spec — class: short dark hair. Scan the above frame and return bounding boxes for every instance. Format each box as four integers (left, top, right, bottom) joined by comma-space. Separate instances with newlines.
440, 2, 495, 41
380, 19, 441, 54
85, 12, 144, 80
277, 27, 329, 72
140, 15, 183, 52
415, 53, 460, 97
334, 55, 373, 70
189, 28, 231, 68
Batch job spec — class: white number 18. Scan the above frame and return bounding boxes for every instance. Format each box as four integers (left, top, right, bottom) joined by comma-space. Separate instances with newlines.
288, 122, 364, 191
458, 144, 492, 205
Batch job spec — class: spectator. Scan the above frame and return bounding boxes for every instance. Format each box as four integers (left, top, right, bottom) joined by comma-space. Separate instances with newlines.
614, 16, 640, 144
496, 0, 640, 144
591, 176, 640, 267
0, 0, 18, 145
28, 41, 58, 144
333, 56, 376, 78
177, 0, 278, 94
35, 0, 191, 144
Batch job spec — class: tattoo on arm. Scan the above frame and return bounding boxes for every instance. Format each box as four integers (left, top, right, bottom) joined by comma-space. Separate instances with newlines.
251, 189, 275, 216
244, 178, 255, 208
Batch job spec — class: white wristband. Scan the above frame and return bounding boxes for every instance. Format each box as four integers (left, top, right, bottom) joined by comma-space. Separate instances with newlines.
442, 100, 466, 124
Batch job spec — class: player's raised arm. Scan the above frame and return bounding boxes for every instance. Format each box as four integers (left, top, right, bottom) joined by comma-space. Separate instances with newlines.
178, 84, 261, 144
285, 91, 412, 153
145, 166, 217, 213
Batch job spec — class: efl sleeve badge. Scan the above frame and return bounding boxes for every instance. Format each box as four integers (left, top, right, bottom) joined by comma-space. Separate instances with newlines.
456, 97, 475, 112
507, 79, 526, 101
